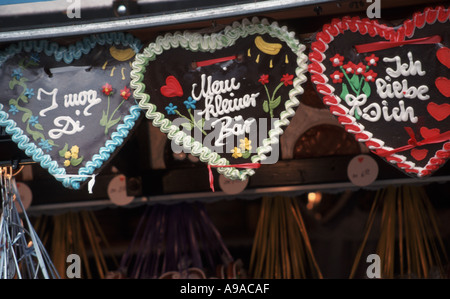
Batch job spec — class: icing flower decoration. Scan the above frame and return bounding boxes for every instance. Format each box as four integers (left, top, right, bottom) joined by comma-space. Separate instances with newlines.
8, 105, 19, 115
102, 83, 113, 96
239, 137, 252, 151
71, 145, 79, 154
342, 61, 356, 74
330, 54, 344, 67
280, 74, 294, 86
231, 147, 243, 159
28, 115, 39, 127
60, 144, 83, 167
64, 151, 72, 159
258, 74, 269, 85
38, 139, 53, 153
354, 62, 366, 75
120, 87, 131, 100
165, 103, 177, 115
24, 88, 35, 99
12, 68, 23, 80
330, 70, 344, 83
184, 96, 196, 110
365, 54, 379, 66
363, 70, 378, 82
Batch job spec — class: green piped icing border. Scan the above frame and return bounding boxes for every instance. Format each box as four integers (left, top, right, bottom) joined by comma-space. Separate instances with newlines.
130, 17, 307, 181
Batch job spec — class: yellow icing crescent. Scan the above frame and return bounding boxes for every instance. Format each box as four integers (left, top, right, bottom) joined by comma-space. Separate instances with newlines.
254, 36, 282, 55
109, 46, 135, 61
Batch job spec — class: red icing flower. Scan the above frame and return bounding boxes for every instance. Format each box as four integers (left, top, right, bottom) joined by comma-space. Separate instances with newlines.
102, 83, 113, 96
365, 54, 379, 66
354, 62, 366, 75
259, 74, 269, 85
120, 86, 131, 100
330, 54, 344, 67
363, 70, 378, 82
343, 61, 356, 74
280, 74, 294, 86
330, 70, 344, 83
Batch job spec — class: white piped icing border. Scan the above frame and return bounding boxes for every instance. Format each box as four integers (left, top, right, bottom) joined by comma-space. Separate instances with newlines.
131, 17, 307, 181
308, 6, 450, 177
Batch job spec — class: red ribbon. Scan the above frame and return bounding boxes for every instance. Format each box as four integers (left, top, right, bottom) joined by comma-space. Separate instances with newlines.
376, 127, 450, 157
195, 55, 237, 68
355, 35, 442, 53
208, 163, 261, 192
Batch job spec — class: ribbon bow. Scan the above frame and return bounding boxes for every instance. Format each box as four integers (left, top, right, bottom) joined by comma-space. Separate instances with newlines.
376, 127, 450, 157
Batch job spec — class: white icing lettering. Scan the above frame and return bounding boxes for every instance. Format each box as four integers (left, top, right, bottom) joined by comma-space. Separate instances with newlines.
64, 90, 102, 116
384, 52, 426, 78
48, 116, 85, 139
361, 100, 417, 123
37, 88, 59, 117
211, 116, 256, 147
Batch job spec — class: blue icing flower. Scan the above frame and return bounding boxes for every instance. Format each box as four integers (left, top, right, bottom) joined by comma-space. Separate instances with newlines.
8, 105, 19, 115
24, 88, 35, 99
11, 68, 23, 80
38, 139, 53, 153
184, 96, 196, 110
29, 115, 39, 127
165, 103, 177, 115
30, 53, 40, 63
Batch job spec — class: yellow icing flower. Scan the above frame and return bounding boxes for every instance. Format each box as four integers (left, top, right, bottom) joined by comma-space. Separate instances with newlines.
71, 152, 78, 159
239, 137, 252, 151
64, 151, 72, 159
70, 145, 79, 154
231, 147, 242, 159
64, 160, 71, 167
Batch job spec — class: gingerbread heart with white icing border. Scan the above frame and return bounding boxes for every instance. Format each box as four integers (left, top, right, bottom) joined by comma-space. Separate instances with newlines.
0, 33, 142, 190
131, 18, 307, 183
308, 6, 450, 177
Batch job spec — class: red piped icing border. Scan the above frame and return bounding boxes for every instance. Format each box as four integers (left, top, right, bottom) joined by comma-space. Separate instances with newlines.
308, 6, 450, 177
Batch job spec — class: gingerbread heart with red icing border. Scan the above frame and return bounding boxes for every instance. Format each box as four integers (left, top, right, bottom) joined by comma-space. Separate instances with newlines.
308, 6, 450, 177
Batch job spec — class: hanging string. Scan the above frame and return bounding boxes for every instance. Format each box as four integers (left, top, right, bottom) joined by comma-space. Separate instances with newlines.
0, 167, 59, 279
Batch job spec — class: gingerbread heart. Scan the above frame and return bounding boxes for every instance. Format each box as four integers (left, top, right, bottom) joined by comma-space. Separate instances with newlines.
0, 33, 142, 189
131, 18, 307, 182
308, 7, 450, 177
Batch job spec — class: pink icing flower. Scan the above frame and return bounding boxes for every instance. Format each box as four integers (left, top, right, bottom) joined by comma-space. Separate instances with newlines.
363, 70, 378, 82
365, 54, 379, 66
120, 87, 131, 100
354, 62, 366, 75
330, 54, 344, 67
280, 74, 294, 86
259, 74, 269, 85
343, 61, 356, 74
102, 83, 113, 96
330, 70, 344, 83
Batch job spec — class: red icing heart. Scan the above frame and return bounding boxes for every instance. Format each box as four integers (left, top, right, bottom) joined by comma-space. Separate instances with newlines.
435, 77, 450, 97
411, 148, 429, 161
160, 75, 183, 97
437, 47, 450, 68
420, 127, 440, 139
427, 102, 450, 121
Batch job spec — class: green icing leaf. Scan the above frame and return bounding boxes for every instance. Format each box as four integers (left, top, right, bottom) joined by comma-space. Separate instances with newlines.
340, 83, 349, 103
350, 74, 360, 91
241, 151, 251, 159
181, 122, 194, 130
362, 80, 371, 98
270, 96, 281, 109
34, 123, 43, 131
71, 156, 84, 167
59, 143, 69, 157
263, 100, 269, 113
